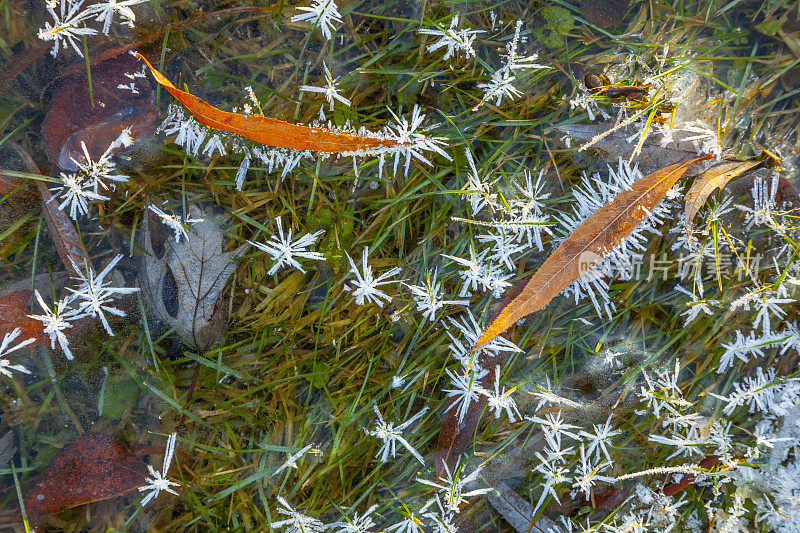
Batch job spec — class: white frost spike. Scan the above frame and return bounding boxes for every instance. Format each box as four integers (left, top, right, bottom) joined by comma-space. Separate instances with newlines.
147, 204, 204, 243
443, 367, 485, 425
235, 149, 252, 191
473, 21, 549, 110
344, 247, 401, 307
300, 61, 351, 110
371, 105, 450, 179
291, 0, 343, 40
37, 0, 97, 57
329, 504, 379, 533
0, 328, 36, 378
69, 129, 131, 193
717, 329, 789, 373
416, 459, 492, 513
27, 290, 86, 360
139, 432, 180, 506
248, 216, 325, 275
462, 148, 498, 215
736, 172, 781, 231
403, 268, 468, 322
483, 365, 521, 422
66, 254, 140, 336
270, 496, 326, 532
366, 405, 428, 464
86, 0, 147, 35
710, 366, 783, 415
418, 14, 484, 61
447, 309, 522, 366
272, 444, 314, 477
51, 172, 109, 220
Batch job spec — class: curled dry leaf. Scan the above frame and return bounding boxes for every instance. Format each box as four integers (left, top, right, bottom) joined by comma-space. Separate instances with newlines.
684, 159, 762, 238
474, 154, 712, 351
23, 433, 148, 516
135, 53, 404, 153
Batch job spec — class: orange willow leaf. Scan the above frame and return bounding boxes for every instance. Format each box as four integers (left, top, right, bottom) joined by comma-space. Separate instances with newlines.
473, 154, 713, 351
135, 53, 401, 153
684, 159, 761, 238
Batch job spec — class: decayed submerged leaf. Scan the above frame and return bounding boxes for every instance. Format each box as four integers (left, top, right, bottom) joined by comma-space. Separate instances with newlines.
8, 141, 83, 279
41, 54, 157, 171
474, 154, 712, 351
140, 203, 247, 351
23, 433, 148, 516
435, 275, 532, 471
486, 481, 562, 533
0, 289, 48, 344
135, 53, 403, 154
557, 123, 717, 176
683, 159, 762, 238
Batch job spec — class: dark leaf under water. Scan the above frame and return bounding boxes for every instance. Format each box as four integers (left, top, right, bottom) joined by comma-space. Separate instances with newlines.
41, 54, 158, 171
23, 432, 148, 516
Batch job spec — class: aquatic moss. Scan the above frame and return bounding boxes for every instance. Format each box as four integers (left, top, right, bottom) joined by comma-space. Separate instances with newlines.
534, 6, 574, 49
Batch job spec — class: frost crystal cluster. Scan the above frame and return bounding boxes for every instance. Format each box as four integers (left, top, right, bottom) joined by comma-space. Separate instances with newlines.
38, 0, 148, 57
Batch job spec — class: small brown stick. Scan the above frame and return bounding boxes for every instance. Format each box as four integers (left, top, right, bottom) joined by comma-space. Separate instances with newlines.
176, 361, 202, 432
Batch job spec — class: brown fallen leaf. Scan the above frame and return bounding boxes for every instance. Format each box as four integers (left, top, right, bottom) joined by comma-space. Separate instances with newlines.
684, 159, 762, 238
0, 289, 48, 345
40, 54, 158, 170
474, 154, 712, 351
139, 201, 247, 351
435, 277, 531, 472
135, 53, 404, 154
557, 123, 717, 176
775, 174, 800, 211
662, 454, 720, 496
23, 433, 149, 516
35, 181, 85, 280
436, 394, 487, 474
8, 142, 83, 278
